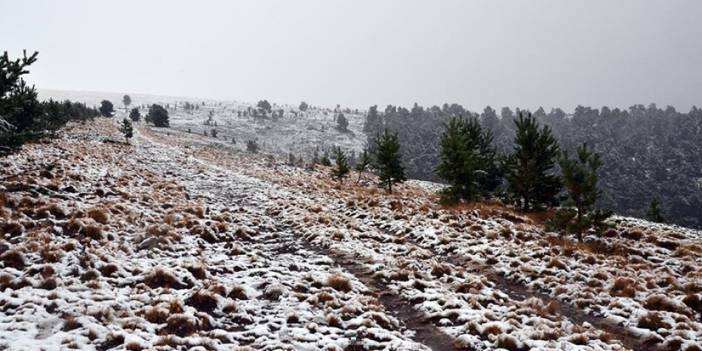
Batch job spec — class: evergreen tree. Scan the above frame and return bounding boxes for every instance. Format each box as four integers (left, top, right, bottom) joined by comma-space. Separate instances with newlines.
122, 95, 131, 111
311, 147, 320, 165
320, 150, 332, 166
146, 104, 169, 127
373, 129, 406, 193
331, 147, 350, 183
119, 118, 133, 143
646, 198, 666, 223
503, 113, 561, 211
336, 113, 349, 132
299, 101, 309, 112
246, 139, 259, 153
257, 100, 272, 114
129, 107, 140, 122
99, 100, 114, 117
355, 148, 372, 184
549, 143, 610, 241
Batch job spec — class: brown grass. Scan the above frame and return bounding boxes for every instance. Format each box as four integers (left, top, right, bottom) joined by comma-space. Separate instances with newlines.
682, 294, 702, 315
143, 268, 186, 289
1, 249, 26, 269
644, 294, 686, 315
1, 221, 24, 236
143, 306, 169, 324
610, 277, 637, 298
87, 207, 109, 224
637, 312, 671, 330
228, 285, 248, 300
162, 314, 198, 337
326, 274, 352, 292
185, 290, 219, 313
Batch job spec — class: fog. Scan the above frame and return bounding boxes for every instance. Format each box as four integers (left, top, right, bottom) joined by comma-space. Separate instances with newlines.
2, 0, 701, 110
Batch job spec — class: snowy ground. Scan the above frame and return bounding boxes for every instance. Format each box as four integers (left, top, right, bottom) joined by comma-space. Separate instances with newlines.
1, 118, 701, 350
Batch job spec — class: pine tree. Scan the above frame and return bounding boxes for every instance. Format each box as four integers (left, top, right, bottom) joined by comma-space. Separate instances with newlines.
99, 100, 114, 117
503, 113, 561, 211
320, 151, 332, 166
331, 147, 350, 183
355, 148, 372, 184
129, 108, 140, 122
336, 113, 349, 132
122, 95, 131, 111
551, 143, 610, 241
119, 118, 133, 143
146, 104, 169, 127
646, 198, 666, 223
373, 129, 406, 193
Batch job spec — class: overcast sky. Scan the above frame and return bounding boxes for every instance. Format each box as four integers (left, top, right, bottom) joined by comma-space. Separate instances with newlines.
2, 0, 701, 111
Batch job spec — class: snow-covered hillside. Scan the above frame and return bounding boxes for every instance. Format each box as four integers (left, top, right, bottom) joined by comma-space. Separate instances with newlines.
39, 89, 367, 159
1, 118, 701, 350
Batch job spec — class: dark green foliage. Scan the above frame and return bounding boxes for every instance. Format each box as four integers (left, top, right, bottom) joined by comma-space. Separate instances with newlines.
373, 129, 406, 193
320, 151, 331, 166
1, 51, 98, 155
363, 105, 382, 134
336, 113, 348, 132
436, 117, 500, 204
646, 198, 666, 223
331, 147, 350, 182
122, 95, 131, 109
299, 101, 308, 112
146, 104, 169, 127
355, 148, 372, 183
246, 140, 259, 153
129, 108, 140, 122
365, 102, 702, 228
210, 129, 217, 138
119, 118, 133, 143
99, 100, 114, 117
547, 143, 610, 241
503, 113, 561, 211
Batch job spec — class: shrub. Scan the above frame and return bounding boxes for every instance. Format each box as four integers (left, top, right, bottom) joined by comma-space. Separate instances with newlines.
246, 140, 259, 153
99, 100, 114, 117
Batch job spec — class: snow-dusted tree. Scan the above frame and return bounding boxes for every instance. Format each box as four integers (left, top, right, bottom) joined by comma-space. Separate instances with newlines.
373, 129, 406, 193
99, 100, 114, 117
646, 198, 666, 223
246, 139, 259, 153
257, 100, 272, 114
331, 147, 350, 183
336, 113, 349, 132
320, 150, 332, 166
129, 107, 140, 122
119, 118, 133, 143
355, 148, 372, 184
503, 113, 560, 211
122, 95, 131, 111
146, 104, 169, 127
299, 101, 309, 112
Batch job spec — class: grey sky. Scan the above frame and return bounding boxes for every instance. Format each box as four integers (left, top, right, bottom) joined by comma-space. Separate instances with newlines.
2, 0, 701, 111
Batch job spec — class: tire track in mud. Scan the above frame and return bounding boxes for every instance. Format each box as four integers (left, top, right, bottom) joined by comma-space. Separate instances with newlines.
137, 132, 462, 351
281, 225, 464, 351
374, 224, 659, 351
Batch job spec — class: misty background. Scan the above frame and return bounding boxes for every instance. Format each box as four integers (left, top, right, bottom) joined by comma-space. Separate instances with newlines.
2, 0, 701, 111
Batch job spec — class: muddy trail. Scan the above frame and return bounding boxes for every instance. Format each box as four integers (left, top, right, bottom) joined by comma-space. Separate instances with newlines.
370, 224, 658, 351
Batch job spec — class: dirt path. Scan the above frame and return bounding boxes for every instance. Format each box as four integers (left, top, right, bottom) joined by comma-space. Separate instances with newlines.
137, 129, 461, 350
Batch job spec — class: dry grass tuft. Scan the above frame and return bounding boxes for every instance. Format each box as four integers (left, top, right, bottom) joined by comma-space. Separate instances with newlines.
228, 285, 248, 300
637, 312, 671, 330
1, 221, 24, 236
185, 290, 219, 313
622, 230, 643, 241
1, 249, 26, 269
143, 306, 169, 324
83, 223, 103, 241
326, 274, 352, 292
496, 334, 524, 351
162, 313, 198, 337
682, 294, 702, 315
431, 263, 452, 278
87, 207, 110, 224
609, 277, 637, 298
143, 267, 187, 289
644, 294, 686, 315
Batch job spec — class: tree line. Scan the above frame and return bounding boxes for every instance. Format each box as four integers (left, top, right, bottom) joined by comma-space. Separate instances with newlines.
0, 51, 100, 155
364, 102, 701, 229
